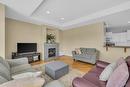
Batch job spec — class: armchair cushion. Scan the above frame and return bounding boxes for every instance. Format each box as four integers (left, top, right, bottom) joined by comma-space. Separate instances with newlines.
11, 64, 36, 75
7, 58, 28, 67
0, 77, 45, 87
12, 71, 42, 80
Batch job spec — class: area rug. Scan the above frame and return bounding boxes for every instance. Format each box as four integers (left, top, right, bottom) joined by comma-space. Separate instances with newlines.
32, 64, 84, 87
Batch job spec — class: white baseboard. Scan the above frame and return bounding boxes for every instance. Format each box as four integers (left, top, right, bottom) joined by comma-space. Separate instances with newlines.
59, 51, 72, 56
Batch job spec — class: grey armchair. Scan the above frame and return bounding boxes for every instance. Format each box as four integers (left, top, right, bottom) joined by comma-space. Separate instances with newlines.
72, 48, 99, 64
0, 57, 37, 84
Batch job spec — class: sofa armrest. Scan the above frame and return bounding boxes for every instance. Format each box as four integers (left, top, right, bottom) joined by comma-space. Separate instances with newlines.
96, 60, 109, 69
6, 58, 29, 67
72, 51, 76, 56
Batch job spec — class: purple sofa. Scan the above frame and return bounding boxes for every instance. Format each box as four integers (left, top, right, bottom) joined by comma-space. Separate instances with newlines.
72, 57, 130, 87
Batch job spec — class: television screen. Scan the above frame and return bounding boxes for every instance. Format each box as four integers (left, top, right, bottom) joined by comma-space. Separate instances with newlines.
17, 43, 37, 53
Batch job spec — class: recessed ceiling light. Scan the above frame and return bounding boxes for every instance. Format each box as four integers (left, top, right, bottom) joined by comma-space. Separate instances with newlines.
46, 11, 50, 14
60, 18, 65, 20
128, 21, 130, 23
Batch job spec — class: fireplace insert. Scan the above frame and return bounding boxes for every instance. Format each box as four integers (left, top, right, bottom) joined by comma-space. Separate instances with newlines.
48, 48, 56, 57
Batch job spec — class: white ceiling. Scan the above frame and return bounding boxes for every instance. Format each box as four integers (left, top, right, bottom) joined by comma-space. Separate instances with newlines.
98, 9, 130, 28
0, 0, 130, 30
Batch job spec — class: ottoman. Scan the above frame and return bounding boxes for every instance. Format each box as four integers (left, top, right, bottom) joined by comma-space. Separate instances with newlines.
45, 61, 69, 80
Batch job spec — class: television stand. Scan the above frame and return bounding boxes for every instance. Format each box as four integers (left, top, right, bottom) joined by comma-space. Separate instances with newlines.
12, 52, 41, 63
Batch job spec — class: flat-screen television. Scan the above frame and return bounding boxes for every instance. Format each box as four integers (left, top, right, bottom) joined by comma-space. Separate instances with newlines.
17, 43, 37, 53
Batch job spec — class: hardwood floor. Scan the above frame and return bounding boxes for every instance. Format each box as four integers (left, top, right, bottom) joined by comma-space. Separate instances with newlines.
31, 56, 94, 73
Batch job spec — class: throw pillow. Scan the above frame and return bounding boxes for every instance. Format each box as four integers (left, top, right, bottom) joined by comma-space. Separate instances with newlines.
99, 62, 117, 81
117, 57, 125, 66
12, 71, 42, 80
106, 62, 129, 87
80, 48, 87, 54
75, 48, 81, 54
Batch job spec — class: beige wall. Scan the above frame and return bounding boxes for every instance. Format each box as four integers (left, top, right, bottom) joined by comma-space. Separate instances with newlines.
5, 17, 129, 62
5, 18, 46, 59
61, 22, 130, 63
5, 18, 61, 59
46, 28, 61, 43
0, 4, 5, 58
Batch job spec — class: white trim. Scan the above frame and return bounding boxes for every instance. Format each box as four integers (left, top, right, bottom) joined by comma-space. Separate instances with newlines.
61, 1, 130, 30
2, 1, 130, 30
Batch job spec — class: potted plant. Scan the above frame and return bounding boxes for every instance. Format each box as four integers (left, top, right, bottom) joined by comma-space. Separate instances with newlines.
47, 34, 55, 43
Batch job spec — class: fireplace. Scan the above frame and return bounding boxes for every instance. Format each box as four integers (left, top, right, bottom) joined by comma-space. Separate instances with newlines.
44, 43, 59, 61
48, 48, 56, 57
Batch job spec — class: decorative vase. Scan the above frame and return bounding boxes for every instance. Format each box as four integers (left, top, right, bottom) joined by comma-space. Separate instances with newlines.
51, 39, 55, 43
48, 40, 51, 43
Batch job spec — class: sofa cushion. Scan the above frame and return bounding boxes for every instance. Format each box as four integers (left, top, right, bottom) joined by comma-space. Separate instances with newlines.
83, 72, 101, 86
12, 71, 42, 80
80, 48, 87, 54
96, 60, 109, 69
0, 77, 45, 87
0, 76, 8, 84
0, 63, 11, 80
106, 62, 129, 87
72, 77, 98, 87
0, 57, 10, 70
99, 62, 117, 81
77, 54, 91, 58
88, 66, 104, 75
11, 64, 35, 75
87, 48, 96, 53
13, 69, 37, 76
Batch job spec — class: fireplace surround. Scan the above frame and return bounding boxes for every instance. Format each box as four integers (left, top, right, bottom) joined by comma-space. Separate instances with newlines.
44, 43, 59, 61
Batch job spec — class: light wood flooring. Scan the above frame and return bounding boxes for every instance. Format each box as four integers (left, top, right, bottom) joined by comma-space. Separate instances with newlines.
31, 56, 94, 73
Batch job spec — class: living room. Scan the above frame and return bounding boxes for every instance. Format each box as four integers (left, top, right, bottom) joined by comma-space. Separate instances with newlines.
0, 0, 130, 87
